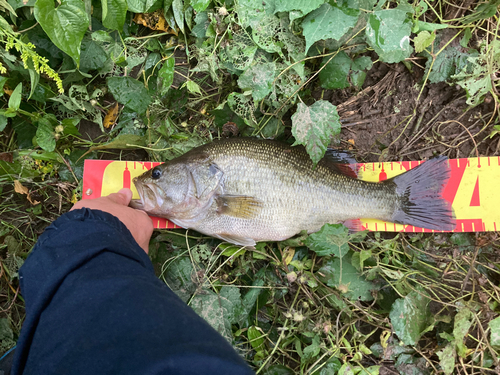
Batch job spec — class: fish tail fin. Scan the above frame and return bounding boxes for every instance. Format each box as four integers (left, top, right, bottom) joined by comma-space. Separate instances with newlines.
389, 156, 455, 231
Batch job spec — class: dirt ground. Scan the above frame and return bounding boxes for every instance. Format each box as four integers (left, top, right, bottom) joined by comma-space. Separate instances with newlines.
322, 61, 497, 163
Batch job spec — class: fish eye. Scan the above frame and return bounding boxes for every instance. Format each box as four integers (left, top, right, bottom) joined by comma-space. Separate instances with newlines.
151, 167, 162, 179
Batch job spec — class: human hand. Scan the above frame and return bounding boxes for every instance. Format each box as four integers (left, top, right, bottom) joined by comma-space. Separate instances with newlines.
71, 188, 154, 253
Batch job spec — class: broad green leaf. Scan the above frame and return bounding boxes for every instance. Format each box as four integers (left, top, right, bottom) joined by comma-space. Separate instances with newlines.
437, 344, 455, 375
235, 0, 275, 28
238, 62, 276, 102
28, 68, 40, 100
34, 0, 89, 66
452, 52, 494, 106
162, 254, 195, 302
158, 56, 175, 96
274, 0, 324, 16
35, 117, 56, 152
107, 77, 152, 114
8, 83, 22, 111
302, 3, 359, 52
318, 257, 375, 301
425, 45, 474, 84
488, 316, 500, 346
191, 0, 209, 12
0, 76, 8, 91
305, 223, 350, 258
365, 9, 413, 63
102, 0, 127, 30
351, 56, 373, 88
172, 0, 185, 33
291, 100, 340, 165
126, 0, 161, 13
80, 38, 108, 72
390, 290, 431, 345
414, 31, 435, 53
453, 307, 473, 358
319, 52, 351, 90
0, 116, 7, 132
413, 21, 447, 33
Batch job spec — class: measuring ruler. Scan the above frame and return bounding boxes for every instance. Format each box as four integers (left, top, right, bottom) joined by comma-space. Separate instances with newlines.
82, 157, 500, 232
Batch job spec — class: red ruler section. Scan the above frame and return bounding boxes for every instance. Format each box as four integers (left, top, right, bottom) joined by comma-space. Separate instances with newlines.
82, 157, 500, 232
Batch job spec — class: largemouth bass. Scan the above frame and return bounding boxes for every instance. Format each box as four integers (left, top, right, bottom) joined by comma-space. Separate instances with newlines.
130, 138, 455, 247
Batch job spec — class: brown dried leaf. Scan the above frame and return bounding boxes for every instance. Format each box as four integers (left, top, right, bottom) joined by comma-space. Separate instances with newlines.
103, 102, 119, 129
14, 180, 28, 195
133, 10, 178, 35
27, 193, 40, 205
0, 152, 13, 162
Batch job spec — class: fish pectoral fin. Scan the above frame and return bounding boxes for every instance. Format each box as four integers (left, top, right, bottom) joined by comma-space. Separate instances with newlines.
216, 195, 263, 219
216, 233, 256, 248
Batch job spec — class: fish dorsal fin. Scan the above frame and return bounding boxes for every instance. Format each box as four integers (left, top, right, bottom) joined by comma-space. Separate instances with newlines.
216, 233, 257, 248
216, 194, 263, 219
323, 149, 361, 179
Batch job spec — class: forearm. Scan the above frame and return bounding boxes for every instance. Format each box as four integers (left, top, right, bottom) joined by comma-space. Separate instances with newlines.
12, 209, 253, 375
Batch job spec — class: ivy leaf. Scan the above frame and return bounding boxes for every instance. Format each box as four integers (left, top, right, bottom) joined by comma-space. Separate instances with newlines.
34, 0, 89, 66
35, 117, 56, 152
390, 290, 431, 345
237, 62, 276, 102
414, 30, 435, 53
291, 100, 340, 165
302, 3, 359, 52
107, 77, 152, 114
102, 0, 127, 30
158, 56, 175, 95
318, 256, 375, 301
8, 83, 22, 111
305, 223, 350, 258
365, 8, 413, 63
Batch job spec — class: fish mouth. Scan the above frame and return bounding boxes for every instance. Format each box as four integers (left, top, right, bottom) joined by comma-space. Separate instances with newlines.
130, 181, 163, 213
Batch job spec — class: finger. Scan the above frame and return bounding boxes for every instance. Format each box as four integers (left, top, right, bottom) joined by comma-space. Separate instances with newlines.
107, 188, 132, 206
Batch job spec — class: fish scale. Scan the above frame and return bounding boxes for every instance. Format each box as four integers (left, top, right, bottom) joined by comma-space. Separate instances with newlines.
130, 138, 454, 247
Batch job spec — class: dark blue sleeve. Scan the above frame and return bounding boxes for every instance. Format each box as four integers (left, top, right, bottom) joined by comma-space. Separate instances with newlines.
12, 208, 254, 375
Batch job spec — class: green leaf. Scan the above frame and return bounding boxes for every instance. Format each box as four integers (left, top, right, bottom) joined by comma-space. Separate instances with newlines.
172, 0, 185, 33
425, 45, 474, 84
305, 223, 350, 258
90, 134, 146, 151
302, 3, 359, 52
414, 31, 435, 53
452, 53, 493, 106
291, 100, 340, 165
191, 0, 209, 12
488, 316, 500, 346
158, 56, 175, 95
0, 76, 8, 91
238, 62, 276, 102
102, 0, 127, 30
262, 364, 295, 375
185, 80, 202, 94
437, 343, 455, 375
34, 0, 89, 66
365, 9, 413, 63
8, 83, 22, 111
28, 68, 40, 100
35, 117, 56, 152
126, 0, 161, 13
107, 77, 152, 114
274, 0, 324, 16
248, 326, 265, 350
390, 290, 431, 345
318, 257, 375, 301
0, 116, 7, 132
236, 0, 275, 28
80, 38, 108, 72
319, 52, 351, 90
413, 21, 447, 33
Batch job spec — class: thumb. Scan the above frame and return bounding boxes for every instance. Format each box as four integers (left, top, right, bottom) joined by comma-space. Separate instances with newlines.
107, 188, 133, 206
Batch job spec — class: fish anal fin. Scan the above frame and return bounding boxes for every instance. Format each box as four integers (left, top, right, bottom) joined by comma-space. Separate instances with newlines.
343, 219, 364, 232
216, 195, 263, 219
323, 149, 361, 179
216, 233, 256, 248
